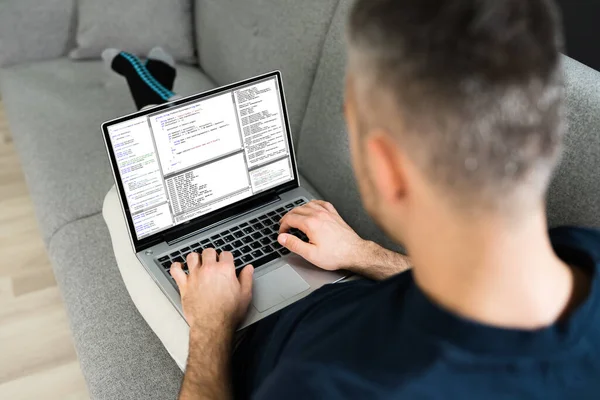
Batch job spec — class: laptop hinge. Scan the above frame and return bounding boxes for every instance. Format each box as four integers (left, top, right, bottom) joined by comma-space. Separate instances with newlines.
166, 195, 281, 246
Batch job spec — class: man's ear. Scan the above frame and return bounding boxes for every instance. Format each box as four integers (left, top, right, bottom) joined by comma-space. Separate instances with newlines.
365, 131, 407, 204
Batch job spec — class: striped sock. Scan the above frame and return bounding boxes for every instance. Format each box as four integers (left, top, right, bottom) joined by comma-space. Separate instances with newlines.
102, 49, 176, 110
146, 47, 176, 91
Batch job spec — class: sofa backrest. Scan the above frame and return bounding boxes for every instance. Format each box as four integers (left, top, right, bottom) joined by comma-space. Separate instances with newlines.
296, 0, 401, 250
547, 56, 600, 228
297, 0, 600, 248
193, 0, 339, 143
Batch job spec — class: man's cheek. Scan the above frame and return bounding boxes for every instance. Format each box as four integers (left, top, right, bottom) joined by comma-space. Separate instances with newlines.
355, 167, 377, 219
347, 130, 363, 180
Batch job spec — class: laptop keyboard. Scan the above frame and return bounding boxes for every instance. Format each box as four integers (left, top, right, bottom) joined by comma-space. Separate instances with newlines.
156, 198, 309, 280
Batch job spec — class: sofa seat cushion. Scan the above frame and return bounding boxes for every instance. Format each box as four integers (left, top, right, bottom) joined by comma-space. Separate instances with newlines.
0, 58, 215, 243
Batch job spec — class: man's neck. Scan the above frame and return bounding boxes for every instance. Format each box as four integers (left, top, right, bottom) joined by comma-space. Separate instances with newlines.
410, 206, 580, 330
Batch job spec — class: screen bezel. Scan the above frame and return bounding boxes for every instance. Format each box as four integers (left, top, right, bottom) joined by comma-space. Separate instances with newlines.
102, 71, 299, 252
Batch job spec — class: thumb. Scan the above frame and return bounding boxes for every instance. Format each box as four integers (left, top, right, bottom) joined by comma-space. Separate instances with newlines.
239, 265, 254, 301
170, 263, 187, 292
279, 233, 314, 260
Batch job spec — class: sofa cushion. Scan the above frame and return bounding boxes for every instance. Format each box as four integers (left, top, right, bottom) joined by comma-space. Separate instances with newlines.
0, 58, 215, 243
0, 0, 76, 67
48, 214, 182, 400
547, 56, 600, 228
70, 0, 196, 63
194, 0, 339, 143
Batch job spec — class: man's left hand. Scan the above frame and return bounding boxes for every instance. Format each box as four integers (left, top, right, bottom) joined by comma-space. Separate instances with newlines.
171, 249, 254, 333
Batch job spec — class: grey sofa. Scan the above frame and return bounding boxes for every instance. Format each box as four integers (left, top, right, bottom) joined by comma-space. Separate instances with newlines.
1, 1, 599, 399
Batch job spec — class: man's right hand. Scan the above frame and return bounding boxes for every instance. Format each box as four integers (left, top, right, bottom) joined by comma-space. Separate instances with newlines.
278, 200, 412, 280
278, 200, 366, 271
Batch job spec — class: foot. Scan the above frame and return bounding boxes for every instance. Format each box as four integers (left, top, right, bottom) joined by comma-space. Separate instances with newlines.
146, 47, 177, 91
102, 48, 176, 110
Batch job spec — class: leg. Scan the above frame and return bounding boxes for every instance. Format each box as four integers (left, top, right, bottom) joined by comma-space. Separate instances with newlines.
146, 47, 177, 92
102, 49, 178, 110
103, 186, 249, 370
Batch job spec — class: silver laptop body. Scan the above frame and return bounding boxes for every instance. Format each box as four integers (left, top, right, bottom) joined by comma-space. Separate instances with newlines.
102, 71, 346, 329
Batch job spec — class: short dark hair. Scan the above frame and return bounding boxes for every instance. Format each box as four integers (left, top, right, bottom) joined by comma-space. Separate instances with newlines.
347, 0, 565, 210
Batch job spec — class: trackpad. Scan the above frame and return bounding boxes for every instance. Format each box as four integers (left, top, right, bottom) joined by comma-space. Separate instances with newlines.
252, 264, 310, 312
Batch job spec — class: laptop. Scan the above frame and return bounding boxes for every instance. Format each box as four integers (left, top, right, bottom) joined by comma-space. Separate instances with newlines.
102, 71, 346, 329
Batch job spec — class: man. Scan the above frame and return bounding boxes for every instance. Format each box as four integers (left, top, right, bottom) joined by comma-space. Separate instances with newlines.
169, 0, 600, 398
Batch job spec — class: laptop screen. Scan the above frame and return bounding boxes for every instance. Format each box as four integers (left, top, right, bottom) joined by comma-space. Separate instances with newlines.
106, 75, 295, 240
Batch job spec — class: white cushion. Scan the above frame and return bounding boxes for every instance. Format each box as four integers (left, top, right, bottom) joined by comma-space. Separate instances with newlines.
102, 185, 188, 370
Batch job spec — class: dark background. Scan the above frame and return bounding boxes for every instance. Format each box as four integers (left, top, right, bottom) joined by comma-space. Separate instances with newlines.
557, 0, 600, 71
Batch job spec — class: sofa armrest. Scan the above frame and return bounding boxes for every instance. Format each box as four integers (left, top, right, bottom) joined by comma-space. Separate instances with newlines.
0, 0, 76, 67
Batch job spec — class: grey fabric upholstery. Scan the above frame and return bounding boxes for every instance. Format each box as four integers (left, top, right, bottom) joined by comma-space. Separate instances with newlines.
547, 56, 600, 228
49, 214, 182, 400
297, 0, 400, 251
0, 0, 76, 67
194, 0, 339, 143
0, 59, 215, 243
70, 0, 196, 63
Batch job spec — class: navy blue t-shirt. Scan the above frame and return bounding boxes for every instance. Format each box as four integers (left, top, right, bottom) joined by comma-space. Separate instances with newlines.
232, 227, 600, 399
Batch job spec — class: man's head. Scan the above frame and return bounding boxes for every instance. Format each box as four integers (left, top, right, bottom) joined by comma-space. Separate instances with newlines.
344, 0, 565, 244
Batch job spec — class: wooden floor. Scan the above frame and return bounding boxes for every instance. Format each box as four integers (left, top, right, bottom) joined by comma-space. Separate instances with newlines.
0, 103, 90, 399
